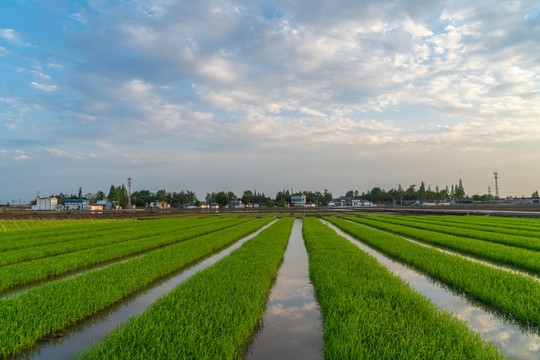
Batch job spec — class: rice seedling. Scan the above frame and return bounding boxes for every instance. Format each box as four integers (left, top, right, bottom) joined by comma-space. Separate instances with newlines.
0, 218, 274, 358
302, 218, 505, 359
326, 217, 540, 329
75, 218, 295, 360
346, 216, 540, 274
0, 217, 251, 292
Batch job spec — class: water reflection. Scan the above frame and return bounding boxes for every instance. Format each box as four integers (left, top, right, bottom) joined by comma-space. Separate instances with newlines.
323, 219, 540, 360
14, 220, 276, 360
245, 219, 323, 360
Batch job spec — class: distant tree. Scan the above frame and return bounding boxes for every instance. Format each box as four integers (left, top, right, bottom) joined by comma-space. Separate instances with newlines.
95, 191, 106, 201
227, 191, 237, 202
155, 189, 168, 202
277, 198, 286, 207
242, 190, 254, 205
345, 190, 354, 197
404, 185, 416, 200
214, 191, 229, 207
455, 179, 466, 197
417, 182, 426, 200
107, 185, 117, 201
323, 189, 332, 204
78, 187, 83, 198
265, 198, 274, 208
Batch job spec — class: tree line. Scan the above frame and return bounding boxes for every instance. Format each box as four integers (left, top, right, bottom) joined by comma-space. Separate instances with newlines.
43, 179, 539, 208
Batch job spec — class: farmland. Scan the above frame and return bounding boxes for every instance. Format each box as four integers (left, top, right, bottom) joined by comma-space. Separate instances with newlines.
1, 213, 540, 358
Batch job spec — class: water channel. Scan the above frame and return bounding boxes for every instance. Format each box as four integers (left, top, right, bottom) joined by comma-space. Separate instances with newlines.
15, 220, 277, 360
244, 218, 323, 360
323, 219, 540, 360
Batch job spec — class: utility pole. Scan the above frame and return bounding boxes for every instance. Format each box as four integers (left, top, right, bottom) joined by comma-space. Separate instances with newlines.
493, 171, 499, 199
127, 177, 132, 209
488, 186, 491, 196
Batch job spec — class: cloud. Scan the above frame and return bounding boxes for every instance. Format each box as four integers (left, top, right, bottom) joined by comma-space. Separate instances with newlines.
0, 28, 30, 46
12, 150, 29, 161
29, 82, 57, 92
0, 29, 20, 42
45, 148, 84, 160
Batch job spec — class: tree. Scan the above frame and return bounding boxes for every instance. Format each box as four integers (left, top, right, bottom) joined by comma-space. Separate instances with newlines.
214, 191, 229, 207
227, 192, 237, 202
417, 182, 426, 200
532, 191, 539, 199
455, 179, 466, 198
277, 198, 286, 207
107, 185, 117, 201
345, 190, 354, 197
78, 187, 83, 198
265, 198, 274, 208
95, 191, 106, 201
242, 190, 254, 205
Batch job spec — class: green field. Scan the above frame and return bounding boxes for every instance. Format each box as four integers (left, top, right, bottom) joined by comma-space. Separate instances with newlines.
2, 214, 539, 358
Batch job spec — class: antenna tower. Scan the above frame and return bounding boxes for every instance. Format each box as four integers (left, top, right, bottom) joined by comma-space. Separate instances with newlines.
493, 171, 499, 199
127, 177, 132, 209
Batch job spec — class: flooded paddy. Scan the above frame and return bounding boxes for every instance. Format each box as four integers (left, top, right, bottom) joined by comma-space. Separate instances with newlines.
14, 221, 276, 360
323, 219, 540, 360
245, 219, 323, 359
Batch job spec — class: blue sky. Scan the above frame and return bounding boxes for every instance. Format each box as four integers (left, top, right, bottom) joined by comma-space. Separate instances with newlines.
1, 0, 539, 203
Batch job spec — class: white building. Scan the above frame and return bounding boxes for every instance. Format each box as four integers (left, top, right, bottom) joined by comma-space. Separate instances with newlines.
31, 196, 58, 211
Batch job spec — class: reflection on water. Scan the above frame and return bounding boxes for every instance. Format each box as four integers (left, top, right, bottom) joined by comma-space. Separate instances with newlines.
245, 218, 323, 360
14, 220, 276, 360
323, 220, 540, 360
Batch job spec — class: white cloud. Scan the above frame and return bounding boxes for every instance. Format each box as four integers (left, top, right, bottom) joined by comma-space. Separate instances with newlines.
29, 82, 57, 92
0, 28, 19, 42
12, 150, 29, 161
46, 148, 84, 160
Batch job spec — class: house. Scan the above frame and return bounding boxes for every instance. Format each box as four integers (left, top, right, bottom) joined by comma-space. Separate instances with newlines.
199, 202, 210, 209
31, 196, 58, 211
210, 203, 220, 209
291, 194, 307, 207
451, 197, 473, 205
148, 201, 170, 209
64, 199, 90, 210
228, 200, 245, 209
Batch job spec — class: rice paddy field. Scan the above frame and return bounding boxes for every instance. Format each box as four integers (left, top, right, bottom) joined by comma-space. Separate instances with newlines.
1, 212, 540, 359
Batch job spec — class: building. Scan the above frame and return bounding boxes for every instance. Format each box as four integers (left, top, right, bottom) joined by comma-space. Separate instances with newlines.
291, 194, 307, 207
64, 199, 90, 210
31, 196, 58, 211
228, 200, 245, 208
148, 201, 170, 209
210, 203, 220, 209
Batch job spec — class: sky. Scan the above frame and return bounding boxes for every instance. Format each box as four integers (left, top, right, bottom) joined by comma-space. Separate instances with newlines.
1, 0, 539, 203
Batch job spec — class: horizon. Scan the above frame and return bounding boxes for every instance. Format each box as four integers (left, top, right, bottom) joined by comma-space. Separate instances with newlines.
1, 1, 539, 203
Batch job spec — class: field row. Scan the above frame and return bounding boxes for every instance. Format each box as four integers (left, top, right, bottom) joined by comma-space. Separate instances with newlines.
0, 217, 275, 358
4, 214, 537, 359
346, 216, 540, 275
328, 216, 540, 328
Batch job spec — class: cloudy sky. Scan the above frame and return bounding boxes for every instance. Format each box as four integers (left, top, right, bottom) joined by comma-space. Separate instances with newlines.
1, 0, 539, 203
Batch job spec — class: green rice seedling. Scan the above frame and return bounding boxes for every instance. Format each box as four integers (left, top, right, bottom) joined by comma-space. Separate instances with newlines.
407, 216, 540, 238
75, 218, 295, 360
302, 218, 505, 359
0, 217, 232, 266
326, 217, 540, 329
0, 217, 250, 292
0, 218, 274, 358
346, 216, 540, 274
359, 216, 540, 250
